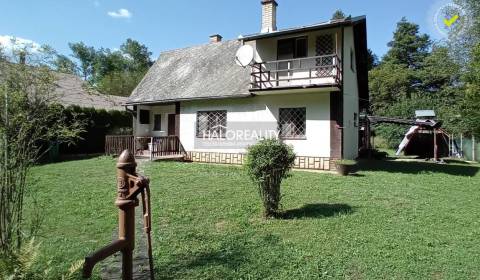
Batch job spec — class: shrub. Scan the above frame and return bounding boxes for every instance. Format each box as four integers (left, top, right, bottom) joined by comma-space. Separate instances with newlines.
245, 139, 296, 218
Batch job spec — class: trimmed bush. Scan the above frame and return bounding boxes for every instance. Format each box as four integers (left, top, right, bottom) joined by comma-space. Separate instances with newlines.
60, 106, 132, 155
245, 139, 296, 218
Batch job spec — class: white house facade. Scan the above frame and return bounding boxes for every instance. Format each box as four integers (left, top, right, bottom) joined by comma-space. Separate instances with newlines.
124, 0, 369, 170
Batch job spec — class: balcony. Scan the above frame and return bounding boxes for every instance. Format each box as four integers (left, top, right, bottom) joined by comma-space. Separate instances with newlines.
250, 54, 342, 91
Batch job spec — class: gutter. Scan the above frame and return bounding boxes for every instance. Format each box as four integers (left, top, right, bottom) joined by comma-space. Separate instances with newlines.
124, 93, 253, 106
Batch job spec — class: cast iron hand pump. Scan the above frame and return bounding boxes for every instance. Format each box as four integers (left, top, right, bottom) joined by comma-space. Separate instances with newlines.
83, 150, 155, 280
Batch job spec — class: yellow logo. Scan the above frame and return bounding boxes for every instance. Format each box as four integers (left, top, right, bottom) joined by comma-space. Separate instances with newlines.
443, 15, 459, 27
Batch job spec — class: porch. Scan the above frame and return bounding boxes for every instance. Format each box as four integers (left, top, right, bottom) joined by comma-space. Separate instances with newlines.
105, 135, 186, 161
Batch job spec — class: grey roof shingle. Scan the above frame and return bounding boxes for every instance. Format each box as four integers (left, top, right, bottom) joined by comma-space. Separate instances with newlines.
127, 40, 251, 104
54, 73, 127, 111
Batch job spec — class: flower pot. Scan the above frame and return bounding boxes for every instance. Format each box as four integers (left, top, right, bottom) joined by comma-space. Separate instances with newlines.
336, 164, 350, 176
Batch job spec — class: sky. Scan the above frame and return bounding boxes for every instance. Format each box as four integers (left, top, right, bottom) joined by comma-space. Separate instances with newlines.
0, 0, 452, 60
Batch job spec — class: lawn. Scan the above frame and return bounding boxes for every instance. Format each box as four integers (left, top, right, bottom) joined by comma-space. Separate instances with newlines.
26, 157, 480, 279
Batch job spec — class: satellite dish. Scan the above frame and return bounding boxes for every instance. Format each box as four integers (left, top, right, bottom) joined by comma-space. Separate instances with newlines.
235, 45, 254, 67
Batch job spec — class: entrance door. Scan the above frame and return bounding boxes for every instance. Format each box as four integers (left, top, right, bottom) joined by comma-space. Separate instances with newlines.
168, 114, 176, 136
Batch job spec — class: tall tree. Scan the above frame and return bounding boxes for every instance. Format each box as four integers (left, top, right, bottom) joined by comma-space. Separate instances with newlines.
53, 54, 78, 75
383, 17, 431, 69
69, 42, 96, 80
461, 43, 480, 137
367, 49, 379, 71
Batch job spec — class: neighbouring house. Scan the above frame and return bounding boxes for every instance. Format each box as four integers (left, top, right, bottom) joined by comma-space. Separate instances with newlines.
54, 72, 127, 111
53, 73, 131, 156
125, 0, 369, 170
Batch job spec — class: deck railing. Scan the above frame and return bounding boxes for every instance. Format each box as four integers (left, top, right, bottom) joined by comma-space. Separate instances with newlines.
151, 136, 186, 158
105, 135, 186, 159
251, 54, 342, 90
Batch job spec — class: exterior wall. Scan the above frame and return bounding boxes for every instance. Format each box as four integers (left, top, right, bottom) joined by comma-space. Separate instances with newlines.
134, 104, 175, 137
342, 26, 360, 159
179, 92, 331, 157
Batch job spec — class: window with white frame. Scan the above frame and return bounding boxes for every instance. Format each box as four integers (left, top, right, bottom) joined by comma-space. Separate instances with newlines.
196, 111, 227, 138
278, 108, 306, 139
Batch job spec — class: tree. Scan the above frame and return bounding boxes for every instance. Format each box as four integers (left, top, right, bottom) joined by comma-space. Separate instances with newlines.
69, 42, 96, 80
383, 18, 431, 69
245, 139, 296, 218
461, 43, 480, 137
367, 49, 379, 71
331, 9, 346, 20
0, 44, 84, 254
369, 18, 464, 148
121, 38, 153, 71
450, 0, 480, 64
68, 39, 153, 96
53, 54, 78, 75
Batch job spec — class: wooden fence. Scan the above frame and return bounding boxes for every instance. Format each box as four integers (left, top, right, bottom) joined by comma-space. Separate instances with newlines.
105, 135, 135, 156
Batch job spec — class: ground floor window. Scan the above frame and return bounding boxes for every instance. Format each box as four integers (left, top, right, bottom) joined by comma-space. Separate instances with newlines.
139, 109, 150, 124
278, 107, 306, 139
196, 110, 227, 138
153, 114, 162, 131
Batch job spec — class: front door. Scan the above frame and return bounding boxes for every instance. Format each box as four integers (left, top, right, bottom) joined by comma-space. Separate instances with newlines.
168, 114, 176, 136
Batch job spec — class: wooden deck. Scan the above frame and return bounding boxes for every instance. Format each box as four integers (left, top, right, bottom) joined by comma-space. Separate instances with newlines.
105, 136, 186, 161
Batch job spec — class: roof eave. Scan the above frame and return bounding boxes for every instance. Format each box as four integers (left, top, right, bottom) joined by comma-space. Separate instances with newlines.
240, 16, 366, 41
126, 93, 252, 106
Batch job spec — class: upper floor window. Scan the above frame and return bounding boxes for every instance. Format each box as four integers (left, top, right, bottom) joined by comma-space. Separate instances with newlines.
196, 111, 227, 138
278, 108, 306, 139
277, 37, 308, 59
139, 110, 150, 124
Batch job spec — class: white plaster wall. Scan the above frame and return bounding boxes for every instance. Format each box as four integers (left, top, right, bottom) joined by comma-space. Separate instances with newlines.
180, 92, 331, 157
342, 26, 360, 159
134, 104, 175, 137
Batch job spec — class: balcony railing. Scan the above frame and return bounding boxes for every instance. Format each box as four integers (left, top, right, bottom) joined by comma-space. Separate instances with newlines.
250, 54, 342, 90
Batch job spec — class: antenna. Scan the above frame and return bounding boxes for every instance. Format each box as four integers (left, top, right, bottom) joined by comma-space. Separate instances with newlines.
235, 45, 255, 67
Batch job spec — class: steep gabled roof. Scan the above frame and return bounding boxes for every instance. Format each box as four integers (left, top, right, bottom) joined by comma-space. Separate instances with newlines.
54, 72, 127, 111
127, 40, 251, 105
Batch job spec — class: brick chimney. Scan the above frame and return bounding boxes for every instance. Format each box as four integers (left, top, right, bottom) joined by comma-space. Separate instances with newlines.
210, 34, 223, 43
261, 0, 278, 33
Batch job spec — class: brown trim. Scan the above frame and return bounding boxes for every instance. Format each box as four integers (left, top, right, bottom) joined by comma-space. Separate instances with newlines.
174, 102, 180, 137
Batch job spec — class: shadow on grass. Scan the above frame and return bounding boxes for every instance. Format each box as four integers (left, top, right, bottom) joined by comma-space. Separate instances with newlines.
357, 159, 479, 177
282, 203, 354, 219
155, 233, 283, 279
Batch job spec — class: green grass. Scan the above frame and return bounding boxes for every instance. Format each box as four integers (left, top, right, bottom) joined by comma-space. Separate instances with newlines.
27, 157, 480, 279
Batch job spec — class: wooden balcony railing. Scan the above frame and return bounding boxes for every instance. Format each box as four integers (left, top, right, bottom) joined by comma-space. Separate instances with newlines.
105, 135, 186, 159
250, 54, 342, 90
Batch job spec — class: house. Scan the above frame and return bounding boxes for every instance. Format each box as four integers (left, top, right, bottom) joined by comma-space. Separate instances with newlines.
54, 72, 127, 111
125, 0, 369, 170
